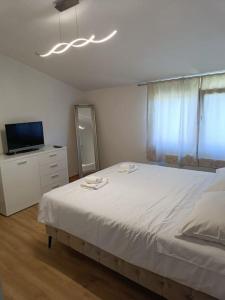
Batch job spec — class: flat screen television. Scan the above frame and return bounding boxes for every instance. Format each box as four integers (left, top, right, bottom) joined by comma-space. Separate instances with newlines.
5, 121, 44, 154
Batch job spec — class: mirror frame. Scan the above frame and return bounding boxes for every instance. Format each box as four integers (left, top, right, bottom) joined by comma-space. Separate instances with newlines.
74, 104, 100, 177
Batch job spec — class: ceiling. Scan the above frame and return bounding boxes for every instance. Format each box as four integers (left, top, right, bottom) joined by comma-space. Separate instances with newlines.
1, 0, 225, 90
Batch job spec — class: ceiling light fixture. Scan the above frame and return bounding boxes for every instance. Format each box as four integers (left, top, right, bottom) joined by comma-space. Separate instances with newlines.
40, 31, 117, 57
37, 0, 117, 58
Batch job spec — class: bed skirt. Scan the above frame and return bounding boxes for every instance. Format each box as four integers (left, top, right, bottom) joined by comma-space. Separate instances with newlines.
46, 225, 216, 300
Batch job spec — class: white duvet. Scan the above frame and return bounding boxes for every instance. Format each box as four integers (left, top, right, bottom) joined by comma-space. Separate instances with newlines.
38, 163, 225, 299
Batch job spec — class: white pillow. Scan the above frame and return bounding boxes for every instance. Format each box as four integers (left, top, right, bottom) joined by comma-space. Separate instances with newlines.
216, 167, 225, 174
205, 174, 225, 192
178, 191, 225, 246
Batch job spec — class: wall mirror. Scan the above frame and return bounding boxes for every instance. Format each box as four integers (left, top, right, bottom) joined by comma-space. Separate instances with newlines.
74, 104, 99, 177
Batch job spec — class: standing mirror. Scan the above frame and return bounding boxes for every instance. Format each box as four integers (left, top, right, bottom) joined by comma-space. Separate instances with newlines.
74, 104, 100, 177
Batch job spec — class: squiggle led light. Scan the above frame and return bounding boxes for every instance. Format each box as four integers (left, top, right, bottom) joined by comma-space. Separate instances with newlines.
39, 30, 117, 57
40, 35, 95, 57
91, 30, 117, 44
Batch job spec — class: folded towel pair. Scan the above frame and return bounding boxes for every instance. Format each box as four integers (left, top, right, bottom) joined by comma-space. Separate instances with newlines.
85, 175, 103, 184
81, 177, 108, 190
119, 163, 137, 174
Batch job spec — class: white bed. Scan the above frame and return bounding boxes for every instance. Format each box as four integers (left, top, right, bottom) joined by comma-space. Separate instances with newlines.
38, 163, 225, 300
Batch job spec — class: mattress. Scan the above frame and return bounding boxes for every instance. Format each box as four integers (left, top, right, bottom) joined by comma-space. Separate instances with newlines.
38, 163, 225, 300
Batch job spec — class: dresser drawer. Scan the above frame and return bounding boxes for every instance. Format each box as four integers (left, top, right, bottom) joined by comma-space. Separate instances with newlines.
41, 177, 69, 194
39, 149, 66, 166
2, 157, 36, 169
40, 168, 68, 187
39, 159, 67, 176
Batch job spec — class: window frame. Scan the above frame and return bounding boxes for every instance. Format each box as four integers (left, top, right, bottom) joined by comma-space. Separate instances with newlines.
198, 87, 225, 162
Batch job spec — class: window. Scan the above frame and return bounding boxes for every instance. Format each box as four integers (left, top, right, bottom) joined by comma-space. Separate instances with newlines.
199, 90, 225, 160
147, 74, 225, 167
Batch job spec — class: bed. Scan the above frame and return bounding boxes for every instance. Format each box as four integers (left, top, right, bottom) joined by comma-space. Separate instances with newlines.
38, 163, 225, 300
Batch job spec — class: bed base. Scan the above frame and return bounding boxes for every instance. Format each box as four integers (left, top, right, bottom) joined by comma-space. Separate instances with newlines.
46, 225, 216, 300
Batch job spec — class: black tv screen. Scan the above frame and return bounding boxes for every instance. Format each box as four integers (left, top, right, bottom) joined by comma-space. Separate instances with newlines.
5, 122, 44, 153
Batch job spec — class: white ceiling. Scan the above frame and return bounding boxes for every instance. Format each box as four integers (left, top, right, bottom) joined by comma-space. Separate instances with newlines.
1, 0, 225, 90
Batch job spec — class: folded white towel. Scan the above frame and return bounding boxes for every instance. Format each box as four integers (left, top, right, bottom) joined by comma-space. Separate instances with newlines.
85, 175, 103, 184
119, 163, 137, 173
81, 178, 108, 190
119, 163, 136, 170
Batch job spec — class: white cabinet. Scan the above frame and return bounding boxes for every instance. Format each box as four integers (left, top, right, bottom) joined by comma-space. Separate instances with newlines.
1, 156, 41, 216
0, 146, 69, 216
38, 149, 68, 194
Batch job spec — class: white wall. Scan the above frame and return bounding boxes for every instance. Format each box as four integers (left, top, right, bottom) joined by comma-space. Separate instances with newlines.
0, 53, 83, 176
85, 85, 148, 168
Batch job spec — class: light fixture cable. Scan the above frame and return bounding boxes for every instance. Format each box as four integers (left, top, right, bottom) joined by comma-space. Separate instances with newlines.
58, 12, 62, 43
74, 5, 79, 38
37, 1, 118, 58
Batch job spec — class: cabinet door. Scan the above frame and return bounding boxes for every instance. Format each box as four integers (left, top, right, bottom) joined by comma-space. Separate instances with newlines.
1, 156, 41, 216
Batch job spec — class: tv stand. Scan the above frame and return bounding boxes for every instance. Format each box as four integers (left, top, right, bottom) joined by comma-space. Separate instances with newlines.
0, 146, 69, 216
6, 148, 40, 155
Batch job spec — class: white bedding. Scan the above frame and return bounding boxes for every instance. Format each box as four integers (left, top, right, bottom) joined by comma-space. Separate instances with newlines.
38, 163, 225, 299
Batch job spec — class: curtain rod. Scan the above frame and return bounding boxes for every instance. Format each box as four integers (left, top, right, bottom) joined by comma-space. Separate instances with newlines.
137, 70, 225, 86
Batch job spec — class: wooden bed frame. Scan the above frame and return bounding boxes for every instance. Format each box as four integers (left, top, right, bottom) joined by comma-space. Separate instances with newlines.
46, 225, 216, 300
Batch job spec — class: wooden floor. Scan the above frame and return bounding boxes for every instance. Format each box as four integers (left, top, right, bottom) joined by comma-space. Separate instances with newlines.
0, 206, 165, 300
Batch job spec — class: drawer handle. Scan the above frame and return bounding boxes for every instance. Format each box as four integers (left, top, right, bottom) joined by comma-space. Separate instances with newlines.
49, 154, 57, 158
51, 174, 59, 179
17, 161, 27, 165
52, 185, 60, 189
50, 164, 58, 168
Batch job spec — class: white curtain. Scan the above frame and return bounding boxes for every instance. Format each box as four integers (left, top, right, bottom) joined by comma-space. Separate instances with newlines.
147, 78, 199, 164
201, 74, 225, 90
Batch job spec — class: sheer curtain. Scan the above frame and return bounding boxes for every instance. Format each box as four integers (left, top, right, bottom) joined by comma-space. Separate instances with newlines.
147, 78, 200, 165
201, 74, 225, 90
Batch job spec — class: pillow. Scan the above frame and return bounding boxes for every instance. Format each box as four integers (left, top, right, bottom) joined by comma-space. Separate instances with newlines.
205, 174, 225, 192
178, 191, 225, 246
216, 167, 225, 175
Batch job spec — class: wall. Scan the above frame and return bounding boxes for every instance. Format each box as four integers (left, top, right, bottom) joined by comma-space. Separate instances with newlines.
0, 53, 83, 176
85, 85, 148, 168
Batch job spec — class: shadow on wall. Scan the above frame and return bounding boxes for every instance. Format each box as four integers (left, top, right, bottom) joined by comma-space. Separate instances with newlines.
0, 130, 7, 154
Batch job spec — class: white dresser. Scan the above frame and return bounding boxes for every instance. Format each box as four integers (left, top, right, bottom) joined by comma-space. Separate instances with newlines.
0, 146, 69, 216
